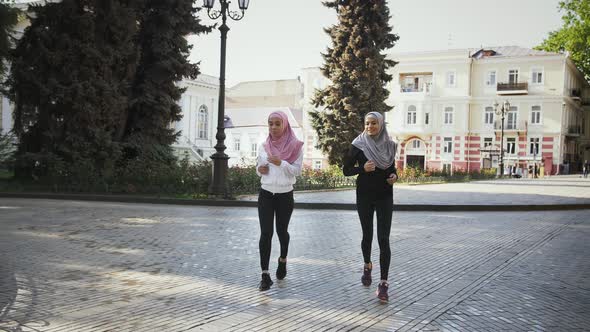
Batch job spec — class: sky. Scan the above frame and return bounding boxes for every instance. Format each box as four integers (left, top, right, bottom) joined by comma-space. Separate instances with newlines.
188, 0, 564, 87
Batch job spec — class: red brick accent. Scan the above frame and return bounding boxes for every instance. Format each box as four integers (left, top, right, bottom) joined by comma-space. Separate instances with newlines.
468, 163, 481, 172
453, 161, 468, 170
428, 160, 442, 170
544, 157, 554, 175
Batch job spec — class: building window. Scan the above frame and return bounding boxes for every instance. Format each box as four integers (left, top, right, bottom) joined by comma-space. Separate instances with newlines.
446, 71, 456, 87
483, 137, 493, 148
444, 107, 454, 124
507, 106, 518, 130
234, 137, 241, 151
198, 105, 208, 139
313, 160, 322, 170
531, 105, 541, 124
443, 137, 452, 154
484, 106, 494, 125
442, 163, 452, 174
485, 70, 496, 86
425, 112, 430, 125
506, 137, 516, 154
406, 105, 417, 124
531, 68, 543, 84
251, 143, 257, 157
412, 140, 421, 149
529, 137, 540, 155
508, 69, 519, 84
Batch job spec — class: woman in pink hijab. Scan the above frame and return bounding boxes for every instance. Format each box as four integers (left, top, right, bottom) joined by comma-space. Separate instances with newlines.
255, 110, 304, 291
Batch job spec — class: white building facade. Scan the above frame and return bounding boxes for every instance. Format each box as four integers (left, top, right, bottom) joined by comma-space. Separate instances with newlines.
172, 75, 219, 162
387, 46, 590, 175
300, 67, 331, 170
224, 107, 303, 167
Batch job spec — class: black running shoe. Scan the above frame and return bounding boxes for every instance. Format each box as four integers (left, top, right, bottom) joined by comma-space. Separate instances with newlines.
276, 257, 287, 280
376, 281, 389, 303
361, 264, 372, 286
259, 273, 273, 291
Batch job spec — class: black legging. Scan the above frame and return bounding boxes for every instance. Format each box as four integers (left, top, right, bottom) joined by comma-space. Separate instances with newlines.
258, 189, 294, 271
356, 195, 393, 280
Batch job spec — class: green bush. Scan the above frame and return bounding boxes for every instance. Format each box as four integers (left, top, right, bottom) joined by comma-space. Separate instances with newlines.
227, 165, 259, 195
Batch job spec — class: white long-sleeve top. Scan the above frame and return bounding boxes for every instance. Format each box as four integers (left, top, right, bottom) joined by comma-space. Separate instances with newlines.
255, 142, 303, 194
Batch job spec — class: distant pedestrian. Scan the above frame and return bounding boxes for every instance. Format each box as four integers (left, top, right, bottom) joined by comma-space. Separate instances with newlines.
584, 160, 589, 178
256, 111, 304, 291
343, 112, 398, 303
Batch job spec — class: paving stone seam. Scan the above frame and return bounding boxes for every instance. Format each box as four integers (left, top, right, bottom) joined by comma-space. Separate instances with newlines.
191, 216, 552, 331
396, 222, 572, 331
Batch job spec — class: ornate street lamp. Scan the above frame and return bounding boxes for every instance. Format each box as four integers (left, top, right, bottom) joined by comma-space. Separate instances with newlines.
203, 0, 250, 197
494, 100, 510, 178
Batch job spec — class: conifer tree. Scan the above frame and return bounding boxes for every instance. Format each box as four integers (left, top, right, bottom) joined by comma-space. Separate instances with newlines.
7, 0, 210, 182
8, 0, 138, 180
122, 0, 211, 164
310, 0, 398, 165
0, 1, 19, 81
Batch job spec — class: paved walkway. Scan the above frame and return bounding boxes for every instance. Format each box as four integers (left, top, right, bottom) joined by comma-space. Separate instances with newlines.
240, 175, 590, 206
0, 198, 589, 331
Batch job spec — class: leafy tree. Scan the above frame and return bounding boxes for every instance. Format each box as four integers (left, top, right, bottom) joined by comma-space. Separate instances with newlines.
310, 0, 399, 165
536, 0, 590, 80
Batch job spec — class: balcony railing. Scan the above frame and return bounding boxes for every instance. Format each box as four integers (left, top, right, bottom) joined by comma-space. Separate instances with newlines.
497, 82, 528, 95
400, 82, 432, 94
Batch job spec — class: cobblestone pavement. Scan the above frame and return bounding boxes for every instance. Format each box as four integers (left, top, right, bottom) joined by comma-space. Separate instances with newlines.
239, 175, 590, 206
0, 198, 589, 331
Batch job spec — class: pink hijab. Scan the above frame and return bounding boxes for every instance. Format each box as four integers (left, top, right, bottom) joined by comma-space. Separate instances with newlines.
263, 111, 303, 164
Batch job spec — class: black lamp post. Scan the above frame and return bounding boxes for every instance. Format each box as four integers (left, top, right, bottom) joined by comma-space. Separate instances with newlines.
202, 0, 250, 197
494, 100, 510, 178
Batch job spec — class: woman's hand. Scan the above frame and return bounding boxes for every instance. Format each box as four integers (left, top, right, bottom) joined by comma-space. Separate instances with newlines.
267, 155, 282, 166
386, 173, 398, 185
258, 165, 269, 174
364, 160, 376, 172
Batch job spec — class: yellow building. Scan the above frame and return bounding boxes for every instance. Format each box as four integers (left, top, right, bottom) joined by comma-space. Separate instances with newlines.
387, 46, 590, 175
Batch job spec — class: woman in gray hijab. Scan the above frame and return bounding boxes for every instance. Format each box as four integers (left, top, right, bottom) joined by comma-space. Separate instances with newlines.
343, 111, 398, 303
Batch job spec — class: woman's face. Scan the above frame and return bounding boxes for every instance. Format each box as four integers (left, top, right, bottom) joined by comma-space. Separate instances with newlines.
268, 116, 283, 137
365, 116, 380, 136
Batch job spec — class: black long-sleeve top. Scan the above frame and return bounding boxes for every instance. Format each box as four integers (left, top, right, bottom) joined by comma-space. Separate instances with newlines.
342, 145, 397, 198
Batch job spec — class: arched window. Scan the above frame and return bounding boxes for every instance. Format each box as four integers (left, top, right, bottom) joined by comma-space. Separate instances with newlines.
198, 105, 208, 139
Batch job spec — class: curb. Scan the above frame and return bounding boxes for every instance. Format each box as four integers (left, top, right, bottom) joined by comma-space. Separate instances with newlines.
1, 192, 590, 212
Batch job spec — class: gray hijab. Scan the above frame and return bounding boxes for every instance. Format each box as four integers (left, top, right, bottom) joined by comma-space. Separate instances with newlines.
352, 112, 397, 169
